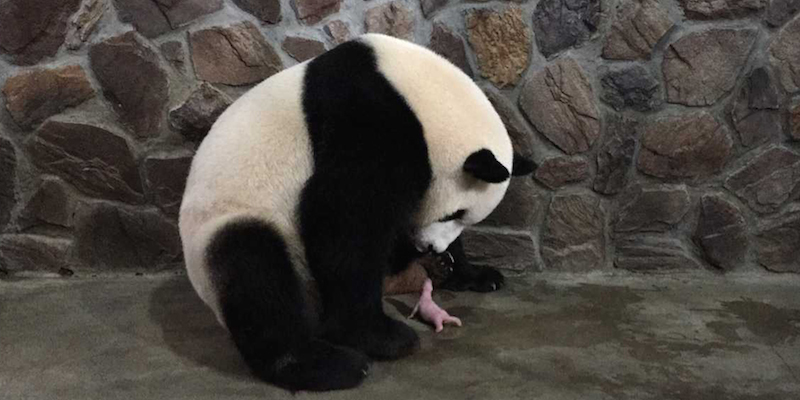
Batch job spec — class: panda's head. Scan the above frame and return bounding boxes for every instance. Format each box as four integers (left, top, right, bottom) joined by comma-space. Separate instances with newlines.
412, 149, 534, 253
361, 34, 535, 254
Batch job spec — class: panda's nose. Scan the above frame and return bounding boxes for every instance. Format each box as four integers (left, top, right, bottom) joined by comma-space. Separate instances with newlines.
427, 244, 435, 253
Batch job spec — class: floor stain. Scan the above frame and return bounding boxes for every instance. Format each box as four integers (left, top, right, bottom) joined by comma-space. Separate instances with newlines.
717, 299, 800, 345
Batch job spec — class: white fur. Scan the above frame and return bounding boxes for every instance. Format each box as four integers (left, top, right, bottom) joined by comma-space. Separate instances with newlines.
415, 220, 465, 254
179, 34, 513, 324
179, 61, 315, 324
366, 34, 512, 250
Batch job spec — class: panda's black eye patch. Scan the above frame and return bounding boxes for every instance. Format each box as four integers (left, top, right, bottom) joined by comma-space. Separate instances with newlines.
439, 209, 466, 222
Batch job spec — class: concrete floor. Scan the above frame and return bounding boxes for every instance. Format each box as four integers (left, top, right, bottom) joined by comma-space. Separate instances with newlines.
2, 273, 800, 400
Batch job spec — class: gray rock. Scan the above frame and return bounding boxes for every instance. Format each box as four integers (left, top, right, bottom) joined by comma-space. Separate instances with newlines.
114, 0, 222, 37
466, 6, 530, 87
519, 58, 600, 154
18, 177, 80, 230
282, 36, 326, 62
664, 29, 757, 106
0, 138, 16, 229
680, 0, 767, 19
74, 203, 182, 270
158, 0, 222, 28
365, 1, 414, 41
461, 229, 537, 272
160, 41, 186, 72
600, 65, 662, 112
770, 14, 800, 93
0, 0, 80, 65
190, 22, 283, 86
534, 156, 589, 189
766, 0, 800, 27
603, 0, 674, 60
3, 65, 95, 129
89, 32, 169, 139
541, 192, 605, 271
481, 178, 545, 230
420, 0, 447, 18
755, 204, 800, 272
28, 120, 144, 204
292, 0, 341, 24
480, 85, 534, 158
614, 185, 690, 233
724, 147, 800, 214
232, 0, 281, 24
730, 68, 782, 148
637, 111, 732, 180
594, 115, 637, 195
143, 152, 193, 216
113, 0, 170, 38
0, 234, 72, 274
694, 194, 748, 271
169, 84, 232, 142
429, 23, 472, 77
532, 0, 600, 58
615, 236, 700, 271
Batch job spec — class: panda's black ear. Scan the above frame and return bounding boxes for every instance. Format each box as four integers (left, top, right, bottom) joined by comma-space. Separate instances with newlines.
512, 153, 535, 176
463, 149, 510, 183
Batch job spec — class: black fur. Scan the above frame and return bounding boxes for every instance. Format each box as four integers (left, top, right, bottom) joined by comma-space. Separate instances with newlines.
207, 219, 369, 391
439, 236, 506, 292
463, 149, 510, 183
299, 41, 430, 359
512, 153, 536, 176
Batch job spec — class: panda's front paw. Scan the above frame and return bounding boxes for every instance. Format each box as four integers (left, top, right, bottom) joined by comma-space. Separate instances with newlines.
469, 266, 505, 292
440, 264, 505, 292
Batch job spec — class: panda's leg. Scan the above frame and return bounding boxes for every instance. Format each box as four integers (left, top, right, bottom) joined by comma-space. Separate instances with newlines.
309, 233, 421, 360
439, 236, 506, 292
207, 219, 369, 391
301, 188, 420, 360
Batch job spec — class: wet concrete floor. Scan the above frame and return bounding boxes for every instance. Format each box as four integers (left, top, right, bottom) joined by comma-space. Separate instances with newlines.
1, 272, 799, 399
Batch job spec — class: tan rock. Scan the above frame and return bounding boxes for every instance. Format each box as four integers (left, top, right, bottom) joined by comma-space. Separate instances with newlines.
364, 1, 414, 41
534, 156, 590, 189
282, 36, 326, 62
3, 65, 95, 129
325, 20, 352, 45
519, 58, 600, 154
541, 192, 605, 271
680, 0, 767, 19
664, 29, 757, 106
603, 0, 674, 60
466, 7, 530, 87
637, 111, 732, 180
190, 22, 283, 86
292, 0, 341, 24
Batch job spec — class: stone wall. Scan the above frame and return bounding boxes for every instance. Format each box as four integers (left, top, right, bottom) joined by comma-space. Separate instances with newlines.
1, 0, 799, 278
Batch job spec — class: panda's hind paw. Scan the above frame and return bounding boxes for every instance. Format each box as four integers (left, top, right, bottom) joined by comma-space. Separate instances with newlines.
267, 339, 369, 392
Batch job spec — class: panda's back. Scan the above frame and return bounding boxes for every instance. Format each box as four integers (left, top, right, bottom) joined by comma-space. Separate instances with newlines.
181, 62, 312, 232
179, 61, 314, 313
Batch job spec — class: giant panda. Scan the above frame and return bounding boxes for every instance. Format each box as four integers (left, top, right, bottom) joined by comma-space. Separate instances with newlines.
178, 33, 534, 392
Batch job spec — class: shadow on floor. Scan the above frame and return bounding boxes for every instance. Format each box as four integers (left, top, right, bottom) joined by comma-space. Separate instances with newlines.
147, 275, 253, 381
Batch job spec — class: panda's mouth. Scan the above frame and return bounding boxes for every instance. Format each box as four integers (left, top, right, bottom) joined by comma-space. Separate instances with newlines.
414, 243, 434, 255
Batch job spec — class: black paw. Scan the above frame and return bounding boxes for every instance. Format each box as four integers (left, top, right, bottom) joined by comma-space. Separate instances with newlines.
268, 339, 369, 392
326, 315, 420, 360
468, 266, 505, 292
440, 264, 505, 293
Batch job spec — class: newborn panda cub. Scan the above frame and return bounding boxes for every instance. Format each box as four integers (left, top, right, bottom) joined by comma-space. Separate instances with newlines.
178, 33, 534, 392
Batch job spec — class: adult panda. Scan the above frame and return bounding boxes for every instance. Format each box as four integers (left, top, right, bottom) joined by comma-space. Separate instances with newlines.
179, 33, 534, 391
